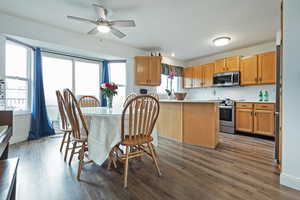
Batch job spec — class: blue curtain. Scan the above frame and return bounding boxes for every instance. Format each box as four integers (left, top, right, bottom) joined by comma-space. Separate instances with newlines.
28, 48, 55, 140
101, 60, 110, 107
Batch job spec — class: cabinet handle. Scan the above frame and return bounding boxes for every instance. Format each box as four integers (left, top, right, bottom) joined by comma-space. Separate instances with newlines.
259, 77, 262, 82
255, 78, 258, 82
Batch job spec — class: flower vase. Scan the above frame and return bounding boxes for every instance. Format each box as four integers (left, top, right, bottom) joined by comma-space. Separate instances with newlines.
107, 96, 113, 109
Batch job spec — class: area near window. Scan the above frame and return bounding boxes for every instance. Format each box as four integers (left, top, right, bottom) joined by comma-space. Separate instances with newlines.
109, 62, 126, 107
5, 40, 32, 112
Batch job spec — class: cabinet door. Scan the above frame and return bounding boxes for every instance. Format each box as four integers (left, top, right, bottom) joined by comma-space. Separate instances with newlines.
258, 51, 276, 84
148, 57, 162, 86
235, 108, 253, 133
203, 63, 214, 87
183, 67, 194, 88
193, 66, 203, 88
135, 57, 149, 85
226, 56, 240, 72
214, 58, 226, 74
254, 110, 275, 136
240, 55, 258, 85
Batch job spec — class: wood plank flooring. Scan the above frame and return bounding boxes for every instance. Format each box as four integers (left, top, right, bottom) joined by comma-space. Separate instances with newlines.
8, 133, 300, 200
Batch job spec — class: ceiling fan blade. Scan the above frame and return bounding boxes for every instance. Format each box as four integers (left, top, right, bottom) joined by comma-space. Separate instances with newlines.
92, 4, 107, 20
109, 20, 136, 27
110, 27, 126, 39
87, 27, 99, 35
67, 16, 98, 25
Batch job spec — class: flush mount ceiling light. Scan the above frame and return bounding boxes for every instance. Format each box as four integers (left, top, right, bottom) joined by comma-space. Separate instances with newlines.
213, 37, 231, 47
171, 53, 175, 57
97, 25, 111, 33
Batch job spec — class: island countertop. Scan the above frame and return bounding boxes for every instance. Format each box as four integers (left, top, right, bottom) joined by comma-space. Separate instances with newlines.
159, 99, 221, 103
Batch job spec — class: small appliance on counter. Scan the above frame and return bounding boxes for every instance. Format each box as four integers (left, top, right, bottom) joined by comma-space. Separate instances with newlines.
174, 92, 187, 100
219, 98, 235, 134
139, 89, 148, 94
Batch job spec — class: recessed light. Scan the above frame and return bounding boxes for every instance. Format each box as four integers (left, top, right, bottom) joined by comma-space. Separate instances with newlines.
213, 37, 231, 47
97, 25, 111, 33
171, 53, 175, 57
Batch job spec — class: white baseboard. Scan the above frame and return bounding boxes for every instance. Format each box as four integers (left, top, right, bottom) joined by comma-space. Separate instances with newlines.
280, 173, 300, 191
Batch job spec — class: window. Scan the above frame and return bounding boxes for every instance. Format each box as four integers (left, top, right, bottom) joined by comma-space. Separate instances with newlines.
157, 74, 181, 94
75, 61, 100, 98
109, 62, 126, 107
5, 41, 32, 111
42, 54, 101, 125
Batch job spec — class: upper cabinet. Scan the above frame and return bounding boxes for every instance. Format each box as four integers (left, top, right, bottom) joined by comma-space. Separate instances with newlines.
202, 63, 214, 88
241, 55, 259, 85
135, 56, 162, 86
214, 56, 240, 74
258, 52, 276, 84
183, 67, 194, 88
183, 63, 214, 89
240, 51, 275, 86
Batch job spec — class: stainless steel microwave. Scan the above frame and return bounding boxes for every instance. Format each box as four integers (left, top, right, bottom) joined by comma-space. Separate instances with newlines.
213, 71, 240, 87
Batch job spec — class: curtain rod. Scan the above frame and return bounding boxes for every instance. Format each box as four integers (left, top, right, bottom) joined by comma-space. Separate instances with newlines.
41, 49, 104, 63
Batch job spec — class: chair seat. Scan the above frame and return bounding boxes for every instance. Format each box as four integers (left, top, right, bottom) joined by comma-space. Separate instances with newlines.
121, 135, 153, 146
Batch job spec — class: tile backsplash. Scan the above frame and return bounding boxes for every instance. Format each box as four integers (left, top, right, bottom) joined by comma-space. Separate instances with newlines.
185, 85, 276, 102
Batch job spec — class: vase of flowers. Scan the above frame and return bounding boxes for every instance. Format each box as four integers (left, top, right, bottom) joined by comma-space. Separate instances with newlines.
100, 82, 118, 109
165, 71, 176, 99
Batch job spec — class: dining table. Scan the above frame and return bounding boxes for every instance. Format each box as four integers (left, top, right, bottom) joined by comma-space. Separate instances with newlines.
81, 106, 159, 166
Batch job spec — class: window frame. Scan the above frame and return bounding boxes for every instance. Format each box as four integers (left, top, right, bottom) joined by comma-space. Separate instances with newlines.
5, 40, 33, 112
41, 52, 101, 99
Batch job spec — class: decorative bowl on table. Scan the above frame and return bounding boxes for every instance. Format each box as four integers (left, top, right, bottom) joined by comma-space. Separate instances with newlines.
174, 92, 187, 100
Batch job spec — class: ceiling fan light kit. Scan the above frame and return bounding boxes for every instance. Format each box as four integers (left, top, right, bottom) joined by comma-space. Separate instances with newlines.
67, 4, 136, 39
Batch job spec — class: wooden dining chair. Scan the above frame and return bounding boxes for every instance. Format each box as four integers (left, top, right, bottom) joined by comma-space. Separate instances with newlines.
108, 95, 161, 188
123, 93, 137, 107
63, 89, 91, 180
56, 90, 73, 161
149, 93, 160, 101
78, 96, 100, 107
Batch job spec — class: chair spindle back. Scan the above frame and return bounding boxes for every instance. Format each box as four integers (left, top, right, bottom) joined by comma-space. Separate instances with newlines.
78, 96, 100, 107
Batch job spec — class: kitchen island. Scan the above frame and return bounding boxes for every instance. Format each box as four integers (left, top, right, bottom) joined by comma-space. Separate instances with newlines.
157, 100, 220, 149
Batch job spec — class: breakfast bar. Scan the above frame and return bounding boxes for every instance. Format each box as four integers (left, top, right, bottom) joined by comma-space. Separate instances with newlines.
157, 100, 220, 149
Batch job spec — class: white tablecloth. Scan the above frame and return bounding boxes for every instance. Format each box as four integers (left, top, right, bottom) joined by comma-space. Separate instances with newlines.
81, 107, 158, 166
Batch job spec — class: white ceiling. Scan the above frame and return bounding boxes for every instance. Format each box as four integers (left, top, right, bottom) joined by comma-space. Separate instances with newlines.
0, 0, 280, 61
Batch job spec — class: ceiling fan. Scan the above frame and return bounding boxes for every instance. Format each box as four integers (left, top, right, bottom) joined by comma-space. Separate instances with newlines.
67, 4, 136, 39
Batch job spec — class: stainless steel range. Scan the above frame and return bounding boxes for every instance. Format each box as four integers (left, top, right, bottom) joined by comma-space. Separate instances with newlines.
219, 99, 235, 134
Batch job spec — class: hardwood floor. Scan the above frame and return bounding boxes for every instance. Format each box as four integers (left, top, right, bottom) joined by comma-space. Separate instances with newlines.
9, 133, 300, 200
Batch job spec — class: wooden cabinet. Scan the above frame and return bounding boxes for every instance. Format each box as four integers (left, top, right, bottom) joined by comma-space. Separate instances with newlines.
253, 103, 275, 136
240, 55, 258, 85
226, 56, 240, 72
236, 102, 275, 137
192, 66, 203, 88
135, 56, 162, 86
183, 67, 194, 88
236, 108, 253, 133
240, 52, 275, 86
214, 56, 240, 74
258, 52, 276, 84
214, 58, 226, 74
203, 63, 214, 87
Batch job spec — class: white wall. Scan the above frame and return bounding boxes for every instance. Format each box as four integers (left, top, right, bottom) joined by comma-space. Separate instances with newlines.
182, 42, 276, 102
280, 0, 300, 191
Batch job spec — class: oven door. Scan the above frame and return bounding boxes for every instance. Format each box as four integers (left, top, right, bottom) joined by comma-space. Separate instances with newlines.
219, 106, 234, 126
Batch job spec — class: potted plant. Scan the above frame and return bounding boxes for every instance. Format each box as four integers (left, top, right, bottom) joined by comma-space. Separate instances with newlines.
165, 71, 176, 99
100, 82, 118, 108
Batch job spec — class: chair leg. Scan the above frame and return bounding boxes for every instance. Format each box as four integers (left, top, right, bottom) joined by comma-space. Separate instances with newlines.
148, 143, 162, 176
69, 141, 77, 165
60, 131, 67, 152
123, 146, 130, 188
64, 133, 71, 161
77, 143, 85, 180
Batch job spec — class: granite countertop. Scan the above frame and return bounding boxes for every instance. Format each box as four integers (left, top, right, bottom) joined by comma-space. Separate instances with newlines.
159, 99, 221, 103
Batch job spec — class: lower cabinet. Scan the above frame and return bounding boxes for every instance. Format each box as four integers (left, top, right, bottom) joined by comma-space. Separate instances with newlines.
235, 103, 275, 137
